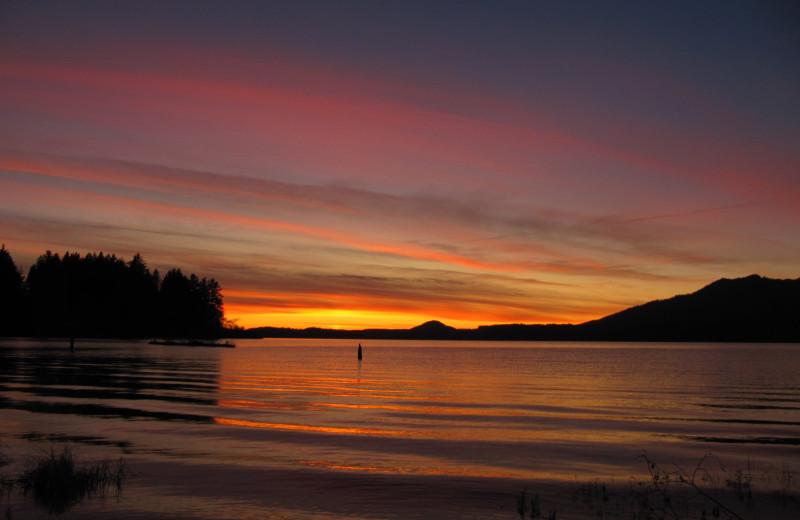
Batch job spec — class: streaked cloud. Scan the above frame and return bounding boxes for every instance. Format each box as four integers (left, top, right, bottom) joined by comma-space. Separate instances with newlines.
1, 2, 797, 329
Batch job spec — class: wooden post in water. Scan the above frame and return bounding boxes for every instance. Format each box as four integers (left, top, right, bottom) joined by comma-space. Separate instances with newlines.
358, 343, 362, 361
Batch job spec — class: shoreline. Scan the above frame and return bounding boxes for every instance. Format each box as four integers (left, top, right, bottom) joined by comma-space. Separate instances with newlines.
2, 446, 797, 520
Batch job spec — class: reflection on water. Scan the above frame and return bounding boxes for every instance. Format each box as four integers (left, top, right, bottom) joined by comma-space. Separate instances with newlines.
1, 339, 799, 519
0, 340, 221, 426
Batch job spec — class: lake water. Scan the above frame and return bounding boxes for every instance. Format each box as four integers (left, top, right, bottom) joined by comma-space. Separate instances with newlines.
1, 339, 799, 519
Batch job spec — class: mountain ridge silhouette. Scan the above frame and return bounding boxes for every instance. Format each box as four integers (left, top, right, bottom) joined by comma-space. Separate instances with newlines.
241, 274, 800, 342
578, 274, 799, 341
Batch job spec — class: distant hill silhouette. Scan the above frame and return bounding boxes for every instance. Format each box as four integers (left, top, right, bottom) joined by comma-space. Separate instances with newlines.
579, 274, 800, 342
243, 321, 462, 341
409, 320, 456, 338
239, 275, 800, 342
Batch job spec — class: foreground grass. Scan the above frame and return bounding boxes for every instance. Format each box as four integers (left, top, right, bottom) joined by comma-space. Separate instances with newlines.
518, 454, 798, 520
1, 445, 130, 515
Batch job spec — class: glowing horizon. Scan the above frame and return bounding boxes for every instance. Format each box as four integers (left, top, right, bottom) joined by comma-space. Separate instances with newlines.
1, 2, 798, 331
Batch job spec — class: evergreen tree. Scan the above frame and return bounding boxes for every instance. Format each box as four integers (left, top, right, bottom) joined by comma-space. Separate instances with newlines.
158, 269, 224, 338
124, 253, 159, 336
0, 245, 25, 335
26, 250, 67, 336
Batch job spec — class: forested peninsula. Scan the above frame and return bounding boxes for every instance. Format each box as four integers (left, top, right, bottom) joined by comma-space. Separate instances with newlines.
0, 246, 225, 338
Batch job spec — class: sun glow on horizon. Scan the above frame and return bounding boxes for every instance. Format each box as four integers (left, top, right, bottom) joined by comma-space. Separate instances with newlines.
223, 295, 594, 331
224, 303, 494, 330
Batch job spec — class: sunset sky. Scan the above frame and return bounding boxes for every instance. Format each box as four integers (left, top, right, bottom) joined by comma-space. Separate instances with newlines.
1, 1, 798, 330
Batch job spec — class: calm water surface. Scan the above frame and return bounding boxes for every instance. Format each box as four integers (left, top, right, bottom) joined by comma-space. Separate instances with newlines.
1, 339, 798, 519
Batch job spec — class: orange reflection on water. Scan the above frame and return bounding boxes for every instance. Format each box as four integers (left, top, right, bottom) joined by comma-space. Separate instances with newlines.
219, 395, 547, 421
218, 380, 421, 400
219, 395, 593, 423
217, 398, 302, 411
299, 459, 526, 479
307, 400, 529, 418
213, 416, 420, 437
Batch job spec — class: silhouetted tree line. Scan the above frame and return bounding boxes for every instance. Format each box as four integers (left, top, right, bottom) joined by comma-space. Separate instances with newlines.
0, 246, 225, 338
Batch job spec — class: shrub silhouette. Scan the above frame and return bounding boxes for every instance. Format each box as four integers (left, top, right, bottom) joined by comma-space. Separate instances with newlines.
13, 446, 130, 515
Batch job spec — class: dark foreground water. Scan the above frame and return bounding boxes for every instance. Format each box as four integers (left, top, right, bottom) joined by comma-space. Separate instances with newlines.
1, 339, 798, 519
